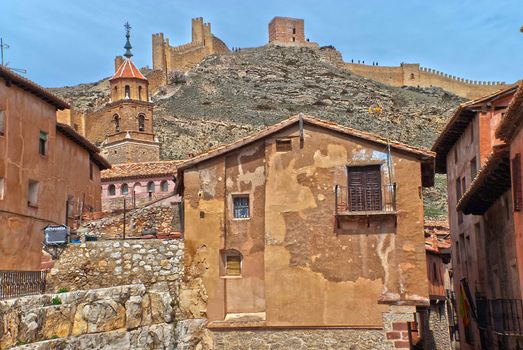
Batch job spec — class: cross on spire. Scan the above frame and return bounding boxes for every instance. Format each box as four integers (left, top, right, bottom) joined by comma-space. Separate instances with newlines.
124, 22, 133, 59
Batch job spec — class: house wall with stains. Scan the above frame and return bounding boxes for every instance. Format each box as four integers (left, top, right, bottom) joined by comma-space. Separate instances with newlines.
182, 122, 429, 329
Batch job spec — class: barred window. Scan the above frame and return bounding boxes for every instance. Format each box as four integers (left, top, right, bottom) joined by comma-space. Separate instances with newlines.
233, 195, 249, 219
223, 250, 242, 277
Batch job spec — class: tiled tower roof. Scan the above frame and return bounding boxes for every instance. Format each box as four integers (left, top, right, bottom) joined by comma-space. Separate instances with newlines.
110, 58, 146, 81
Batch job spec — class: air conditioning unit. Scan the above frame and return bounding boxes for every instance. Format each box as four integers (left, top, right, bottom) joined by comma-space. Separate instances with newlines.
44, 225, 69, 245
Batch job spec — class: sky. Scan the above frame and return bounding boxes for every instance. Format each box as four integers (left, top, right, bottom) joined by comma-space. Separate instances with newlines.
1, 0, 522, 88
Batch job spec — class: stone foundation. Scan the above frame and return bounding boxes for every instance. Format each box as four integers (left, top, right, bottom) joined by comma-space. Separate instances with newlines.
0, 284, 174, 349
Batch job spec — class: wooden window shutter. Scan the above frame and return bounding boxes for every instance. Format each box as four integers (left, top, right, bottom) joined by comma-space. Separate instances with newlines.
347, 165, 382, 211
226, 255, 241, 276
513, 153, 522, 211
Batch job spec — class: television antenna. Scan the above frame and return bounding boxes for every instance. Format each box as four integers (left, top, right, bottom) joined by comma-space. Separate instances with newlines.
1, 38, 27, 74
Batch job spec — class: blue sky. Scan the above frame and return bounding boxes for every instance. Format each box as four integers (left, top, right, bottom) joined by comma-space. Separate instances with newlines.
1, 0, 522, 87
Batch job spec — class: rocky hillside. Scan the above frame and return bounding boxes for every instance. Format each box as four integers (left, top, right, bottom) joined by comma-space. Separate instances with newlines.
53, 46, 463, 218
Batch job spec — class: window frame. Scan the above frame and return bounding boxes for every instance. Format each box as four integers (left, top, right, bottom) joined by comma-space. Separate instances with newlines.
232, 194, 250, 219
28, 179, 39, 207
275, 138, 292, 152
39, 131, 48, 156
160, 180, 169, 192
221, 249, 243, 278
346, 164, 383, 212
0, 110, 5, 136
121, 183, 129, 196
108, 184, 116, 196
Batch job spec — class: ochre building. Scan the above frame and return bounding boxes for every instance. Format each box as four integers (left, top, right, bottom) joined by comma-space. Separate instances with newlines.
0, 66, 110, 271
177, 114, 435, 349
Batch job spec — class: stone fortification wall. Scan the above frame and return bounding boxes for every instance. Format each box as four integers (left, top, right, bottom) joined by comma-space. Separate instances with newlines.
0, 284, 174, 349
46, 239, 183, 293
345, 62, 509, 99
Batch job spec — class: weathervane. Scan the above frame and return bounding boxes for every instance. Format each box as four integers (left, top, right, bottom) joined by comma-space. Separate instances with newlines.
124, 21, 133, 59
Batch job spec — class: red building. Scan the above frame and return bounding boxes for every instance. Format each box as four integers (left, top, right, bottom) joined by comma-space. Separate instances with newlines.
433, 84, 523, 349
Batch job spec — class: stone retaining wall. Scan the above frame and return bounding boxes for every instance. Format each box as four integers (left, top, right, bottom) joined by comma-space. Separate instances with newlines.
0, 284, 174, 349
79, 203, 182, 239
46, 239, 183, 294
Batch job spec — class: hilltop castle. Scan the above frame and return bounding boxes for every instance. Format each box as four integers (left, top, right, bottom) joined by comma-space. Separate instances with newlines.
150, 17, 229, 87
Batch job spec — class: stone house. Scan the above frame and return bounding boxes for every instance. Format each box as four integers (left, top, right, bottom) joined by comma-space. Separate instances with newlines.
432, 85, 522, 349
101, 160, 180, 212
176, 114, 435, 348
0, 65, 110, 271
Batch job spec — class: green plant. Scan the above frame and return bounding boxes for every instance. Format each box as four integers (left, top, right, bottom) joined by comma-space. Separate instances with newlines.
51, 335, 59, 339
57, 287, 69, 294
16, 340, 28, 345
51, 296, 62, 305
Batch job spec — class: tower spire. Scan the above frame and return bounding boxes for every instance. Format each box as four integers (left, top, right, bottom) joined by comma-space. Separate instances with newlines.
124, 22, 133, 59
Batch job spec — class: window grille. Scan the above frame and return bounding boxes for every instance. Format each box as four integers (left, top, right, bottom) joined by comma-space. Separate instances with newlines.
233, 196, 249, 218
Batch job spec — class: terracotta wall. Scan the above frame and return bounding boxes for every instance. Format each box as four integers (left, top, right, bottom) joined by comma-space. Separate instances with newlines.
510, 126, 523, 297
183, 123, 428, 327
0, 80, 102, 271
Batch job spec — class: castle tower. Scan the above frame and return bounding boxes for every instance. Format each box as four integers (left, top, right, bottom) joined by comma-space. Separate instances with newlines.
101, 22, 160, 164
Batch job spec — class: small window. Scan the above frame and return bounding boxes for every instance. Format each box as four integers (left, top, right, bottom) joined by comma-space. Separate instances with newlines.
133, 182, 141, 194
108, 184, 116, 196
160, 180, 169, 192
233, 195, 249, 219
292, 37, 295, 42
147, 181, 155, 193
121, 183, 129, 195
113, 114, 120, 132
410, 73, 415, 80
138, 115, 145, 132
224, 250, 242, 276
276, 138, 292, 152
39, 131, 48, 156
0, 177, 4, 200
138, 86, 142, 101
470, 157, 477, 180
89, 156, 94, 180
0, 110, 5, 135
125, 85, 130, 99
292, 28, 296, 34
28, 180, 39, 207
513, 153, 522, 211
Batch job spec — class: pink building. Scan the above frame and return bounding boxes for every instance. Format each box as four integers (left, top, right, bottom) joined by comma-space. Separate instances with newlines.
101, 160, 179, 211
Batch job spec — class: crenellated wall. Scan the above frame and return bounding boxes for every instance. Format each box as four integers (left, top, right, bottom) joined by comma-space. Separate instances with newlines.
151, 17, 230, 89
345, 62, 510, 100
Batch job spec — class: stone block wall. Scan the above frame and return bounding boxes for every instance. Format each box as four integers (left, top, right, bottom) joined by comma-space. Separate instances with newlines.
46, 239, 183, 293
78, 203, 181, 239
0, 284, 174, 350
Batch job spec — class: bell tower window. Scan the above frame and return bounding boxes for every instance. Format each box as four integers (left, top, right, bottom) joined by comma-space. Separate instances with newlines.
138, 86, 142, 101
113, 114, 120, 132
125, 85, 130, 99
138, 115, 145, 132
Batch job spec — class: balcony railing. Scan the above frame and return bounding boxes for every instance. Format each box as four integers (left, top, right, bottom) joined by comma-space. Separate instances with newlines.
0, 270, 47, 300
477, 297, 523, 336
335, 184, 396, 215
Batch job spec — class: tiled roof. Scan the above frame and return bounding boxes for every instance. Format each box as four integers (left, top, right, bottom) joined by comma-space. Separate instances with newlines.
431, 85, 517, 173
424, 219, 451, 254
101, 160, 180, 181
56, 123, 111, 170
496, 81, 523, 142
177, 114, 435, 179
110, 58, 146, 81
0, 65, 69, 109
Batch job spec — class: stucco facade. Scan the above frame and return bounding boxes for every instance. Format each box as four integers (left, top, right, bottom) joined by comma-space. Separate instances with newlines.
0, 66, 109, 271
179, 115, 434, 347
